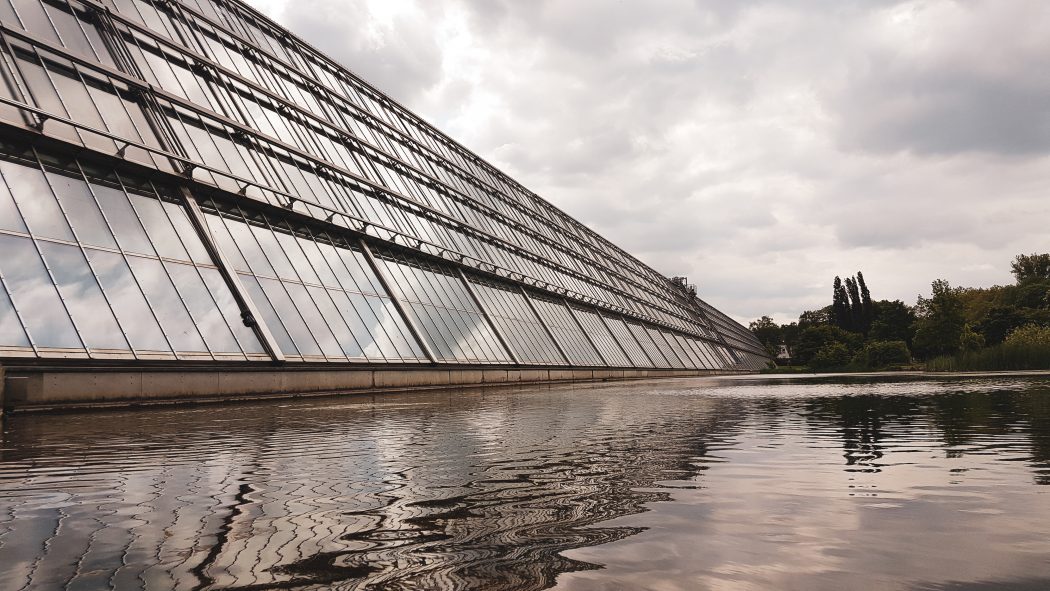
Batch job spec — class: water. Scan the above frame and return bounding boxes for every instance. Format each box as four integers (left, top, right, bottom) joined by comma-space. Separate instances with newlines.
3, 374, 1050, 590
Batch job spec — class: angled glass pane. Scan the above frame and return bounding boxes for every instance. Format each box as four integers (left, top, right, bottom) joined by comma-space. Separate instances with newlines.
166, 261, 241, 354
240, 274, 298, 356
42, 165, 114, 248
91, 179, 153, 255
161, 200, 212, 265
0, 234, 81, 349
0, 276, 30, 347
629, 322, 669, 368
127, 192, 188, 260
126, 255, 207, 352
0, 160, 28, 233
0, 157, 73, 241
198, 267, 265, 354
307, 285, 362, 358
88, 249, 169, 351
603, 315, 653, 368
530, 296, 602, 366
38, 241, 128, 350
571, 306, 630, 367
257, 277, 324, 357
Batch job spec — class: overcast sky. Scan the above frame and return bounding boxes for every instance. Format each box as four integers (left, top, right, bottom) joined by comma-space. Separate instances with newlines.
252, 0, 1049, 325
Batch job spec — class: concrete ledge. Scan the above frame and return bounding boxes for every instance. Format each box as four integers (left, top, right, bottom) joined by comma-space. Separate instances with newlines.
1, 366, 749, 411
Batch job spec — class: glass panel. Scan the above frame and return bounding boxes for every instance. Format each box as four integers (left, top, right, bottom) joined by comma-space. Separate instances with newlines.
127, 192, 187, 260
0, 234, 81, 348
126, 255, 207, 352
10, 0, 59, 42
0, 276, 30, 347
0, 158, 74, 241
204, 213, 248, 272
39, 241, 127, 350
0, 162, 28, 233
241, 274, 297, 356
198, 267, 264, 354
162, 201, 212, 264
44, 167, 115, 248
258, 277, 322, 356
91, 180, 153, 255
88, 249, 169, 351
282, 281, 344, 359
307, 284, 362, 358
166, 261, 241, 354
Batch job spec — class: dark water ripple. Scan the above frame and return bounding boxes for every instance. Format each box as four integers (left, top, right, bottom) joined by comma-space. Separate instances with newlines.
2, 374, 1050, 590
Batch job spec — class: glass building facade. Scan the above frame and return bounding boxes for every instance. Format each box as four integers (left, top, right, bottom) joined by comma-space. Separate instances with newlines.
0, 0, 769, 373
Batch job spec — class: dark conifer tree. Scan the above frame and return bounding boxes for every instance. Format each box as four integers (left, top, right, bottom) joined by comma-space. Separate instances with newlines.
832, 276, 850, 330
845, 276, 863, 332
857, 271, 873, 335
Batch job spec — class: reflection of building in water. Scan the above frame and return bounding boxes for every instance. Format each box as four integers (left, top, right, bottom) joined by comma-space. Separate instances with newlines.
0, 0, 769, 409
0, 387, 741, 590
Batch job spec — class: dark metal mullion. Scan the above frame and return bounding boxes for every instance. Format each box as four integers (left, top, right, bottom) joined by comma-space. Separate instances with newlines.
520, 287, 570, 367
459, 272, 518, 365
358, 239, 436, 364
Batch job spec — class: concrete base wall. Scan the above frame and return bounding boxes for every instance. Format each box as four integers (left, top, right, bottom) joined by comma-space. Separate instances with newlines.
1, 365, 746, 412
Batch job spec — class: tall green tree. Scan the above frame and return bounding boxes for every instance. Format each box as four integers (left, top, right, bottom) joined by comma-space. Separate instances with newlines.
832, 277, 850, 331
749, 316, 783, 357
869, 300, 916, 345
1011, 253, 1050, 284
857, 271, 874, 335
845, 276, 863, 332
912, 279, 969, 359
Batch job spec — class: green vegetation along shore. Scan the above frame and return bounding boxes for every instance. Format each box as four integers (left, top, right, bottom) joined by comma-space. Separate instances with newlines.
751, 253, 1050, 372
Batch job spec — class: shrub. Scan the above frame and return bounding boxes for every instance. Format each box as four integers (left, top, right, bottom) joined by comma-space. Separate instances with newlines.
810, 343, 851, 370
926, 323, 1050, 371
864, 340, 911, 368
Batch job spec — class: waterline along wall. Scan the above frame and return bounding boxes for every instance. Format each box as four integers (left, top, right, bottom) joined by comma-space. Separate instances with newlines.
0, 0, 770, 409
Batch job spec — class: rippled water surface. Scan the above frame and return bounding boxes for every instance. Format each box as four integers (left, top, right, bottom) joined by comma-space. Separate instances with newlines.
4, 374, 1050, 590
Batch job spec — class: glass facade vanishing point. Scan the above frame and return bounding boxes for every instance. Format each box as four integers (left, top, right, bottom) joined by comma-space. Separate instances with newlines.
0, 0, 770, 373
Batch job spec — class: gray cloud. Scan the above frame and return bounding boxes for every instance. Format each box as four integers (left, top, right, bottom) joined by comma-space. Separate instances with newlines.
260, 0, 1050, 324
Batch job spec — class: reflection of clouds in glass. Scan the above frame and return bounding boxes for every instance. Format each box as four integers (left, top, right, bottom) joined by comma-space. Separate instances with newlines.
3, 376, 1050, 590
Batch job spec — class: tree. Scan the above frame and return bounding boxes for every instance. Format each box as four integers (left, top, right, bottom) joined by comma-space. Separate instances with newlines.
793, 325, 861, 366
869, 300, 916, 345
832, 276, 850, 331
799, 307, 831, 329
781, 322, 801, 358
845, 276, 863, 333
1011, 253, 1050, 284
749, 316, 783, 357
912, 279, 968, 359
810, 342, 850, 370
979, 305, 1028, 345
862, 340, 911, 368
857, 271, 874, 335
